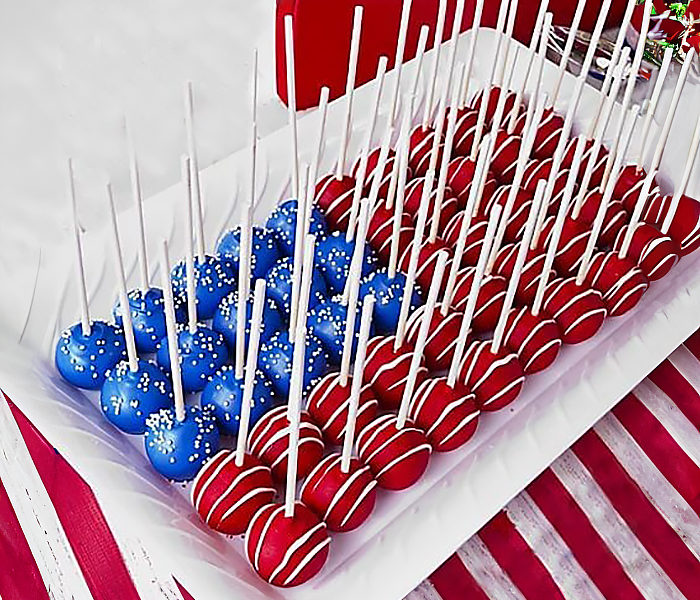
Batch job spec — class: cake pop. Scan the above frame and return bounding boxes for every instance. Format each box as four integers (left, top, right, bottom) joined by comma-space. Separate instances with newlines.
450, 268, 506, 331
100, 184, 172, 434
217, 225, 281, 280
315, 229, 377, 295
265, 198, 328, 257
170, 254, 236, 321
265, 256, 328, 319
55, 160, 125, 390
145, 241, 220, 481
409, 377, 478, 452
490, 131, 522, 183
192, 277, 277, 535
302, 295, 378, 531
307, 298, 362, 365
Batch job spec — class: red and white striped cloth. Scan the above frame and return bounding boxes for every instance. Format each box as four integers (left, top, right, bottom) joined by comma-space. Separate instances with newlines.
408, 334, 700, 600
2, 332, 700, 600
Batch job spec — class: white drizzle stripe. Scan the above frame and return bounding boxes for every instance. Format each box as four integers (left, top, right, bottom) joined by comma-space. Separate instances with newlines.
217, 487, 276, 525
268, 521, 327, 584
375, 444, 432, 479
281, 535, 331, 587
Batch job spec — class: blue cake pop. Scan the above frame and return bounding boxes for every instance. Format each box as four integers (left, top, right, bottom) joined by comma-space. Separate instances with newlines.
201, 365, 277, 436
144, 405, 220, 481
55, 321, 126, 390
315, 230, 378, 295
258, 330, 329, 398
112, 287, 186, 354
156, 325, 228, 393
171, 254, 236, 320
212, 290, 283, 355
217, 225, 281, 280
307, 297, 366, 365
265, 198, 328, 256
265, 256, 328, 320
359, 268, 423, 334
100, 360, 173, 434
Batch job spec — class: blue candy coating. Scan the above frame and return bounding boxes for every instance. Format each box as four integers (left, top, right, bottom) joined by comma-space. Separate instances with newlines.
144, 405, 220, 481
171, 254, 236, 320
217, 225, 281, 280
359, 269, 423, 334
100, 360, 173, 434
112, 287, 185, 354
265, 198, 328, 256
201, 365, 277, 436
316, 230, 377, 295
265, 256, 328, 320
258, 330, 329, 398
55, 321, 126, 390
307, 297, 365, 365
156, 325, 228, 393
212, 290, 283, 356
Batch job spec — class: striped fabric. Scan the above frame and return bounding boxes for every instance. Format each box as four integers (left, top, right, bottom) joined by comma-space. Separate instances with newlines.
408, 336, 700, 600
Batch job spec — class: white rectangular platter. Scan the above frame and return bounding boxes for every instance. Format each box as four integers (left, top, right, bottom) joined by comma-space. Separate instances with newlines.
0, 29, 699, 600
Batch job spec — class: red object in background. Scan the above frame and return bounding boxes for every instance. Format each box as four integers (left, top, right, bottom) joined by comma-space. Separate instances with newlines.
276, 0, 630, 109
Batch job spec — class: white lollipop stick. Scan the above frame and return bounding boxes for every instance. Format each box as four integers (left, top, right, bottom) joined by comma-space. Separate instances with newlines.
348, 56, 389, 238
388, 117, 412, 278
341, 294, 375, 473
235, 205, 251, 379
389, 0, 414, 122
337, 6, 364, 179
408, 26, 431, 119
396, 250, 448, 429
385, 100, 412, 210
285, 233, 316, 517
663, 111, 700, 234
182, 155, 198, 334
572, 47, 631, 217
66, 159, 91, 337
439, 0, 467, 116
494, 0, 520, 92
529, 12, 552, 118
577, 106, 640, 284
636, 48, 673, 170
469, 0, 510, 160
367, 124, 395, 212
619, 168, 659, 259
184, 82, 205, 259
647, 49, 696, 177
507, 0, 548, 132
289, 164, 309, 341
550, 0, 587, 106
249, 49, 259, 218
395, 168, 436, 348
310, 86, 330, 196
601, 0, 653, 187
422, 0, 448, 130
432, 63, 466, 244
160, 240, 186, 423
107, 183, 138, 372
125, 120, 149, 290
283, 16, 301, 200
492, 180, 544, 355
442, 133, 491, 314
340, 199, 370, 383
459, 0, 485, 107
448, 204, 502, 387
235, 278, 267, 467
587, 0, 637, 136
532, 134, 587, 316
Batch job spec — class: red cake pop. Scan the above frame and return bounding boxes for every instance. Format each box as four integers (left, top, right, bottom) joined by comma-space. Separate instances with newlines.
492, 243, 549, 305
300, 455, 376, 532
522, 159, 571, 214
503, 306, 561, 374
584, 251, 649, 317
405, 302, 463, 371
543, 277, 607, 344
364, 335, 426, 409
614, 222, 679, 281
192, 449, 275, 535
245, 502, 331, 587
452, 108, 479, 157
490, 130, 522, 183
485, 185, 533, 242
356, 414, 431, 490
644, 193, 700, 256
447, 156, 498, 211
561, 137, 608, 189
614, 165, 659, 212
532, 108, 565, 159
409, 377, 479, 452
571, 188, 627, 247
249, 405, 325, 481
471, 85, 518, 126
398, 237, 452, 292
404, 177, 458, 231
537, 214, 589, 274
458, 340, 524, 411
408, 125, 441, 177
315, 174, 355, 231
353, 146, 398, 199
366, 202, 415, 264
444, 213, 487, 259
451, 268, 507, 331
307, 373, 378, 445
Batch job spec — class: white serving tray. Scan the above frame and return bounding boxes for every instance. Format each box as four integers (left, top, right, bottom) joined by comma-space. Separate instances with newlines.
1, 29, 699, 600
